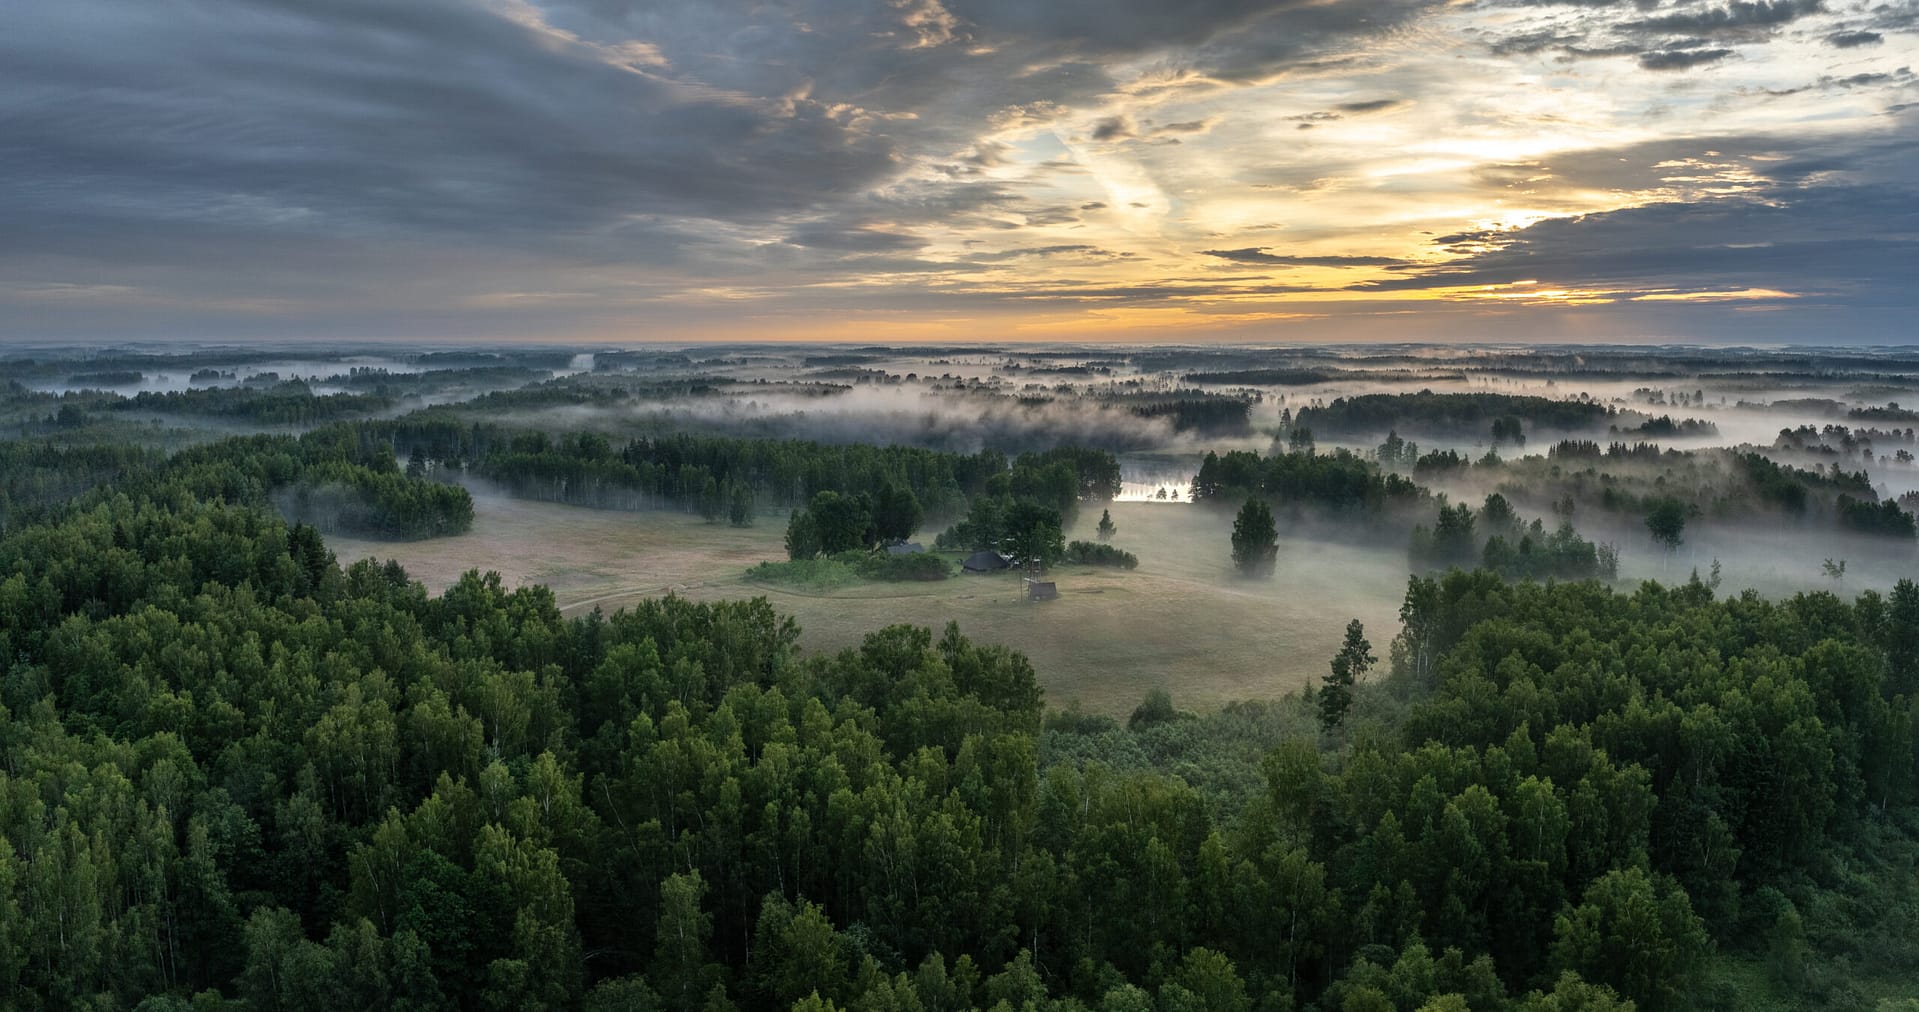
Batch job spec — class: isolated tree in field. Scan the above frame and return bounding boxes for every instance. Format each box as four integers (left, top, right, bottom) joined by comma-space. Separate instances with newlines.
1096, 508, 1116, 541
1231, 498, 1278, 577
728, 484, 754, 527
699, 476, 724, 523
1645, 498, 1687, 552
1318, 618, 1374, 733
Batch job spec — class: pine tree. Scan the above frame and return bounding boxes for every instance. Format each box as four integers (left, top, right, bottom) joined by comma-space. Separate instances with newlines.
1096, 509, 1116, 542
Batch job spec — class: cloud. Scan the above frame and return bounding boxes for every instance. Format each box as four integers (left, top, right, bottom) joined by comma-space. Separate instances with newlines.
1350, 184, 1919, 306
1637, 48, 1735, 70
1201, 249, 1412, 267
1335, 98, 1405, 114
785, 225, 927, 252
1622, 0, 1823, 34
2, 0, 1913, 342
1827, 30, 1883, 46
968, 244, 1137, 261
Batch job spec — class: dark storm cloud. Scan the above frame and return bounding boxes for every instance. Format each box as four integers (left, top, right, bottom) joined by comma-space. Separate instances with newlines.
1201, 249, 1413, 267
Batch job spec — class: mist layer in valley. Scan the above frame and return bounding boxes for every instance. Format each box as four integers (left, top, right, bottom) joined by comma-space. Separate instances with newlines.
12, 340, 1919, 714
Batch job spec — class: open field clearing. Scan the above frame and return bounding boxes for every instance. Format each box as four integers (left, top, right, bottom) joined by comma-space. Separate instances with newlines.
327, 496, 1406, 715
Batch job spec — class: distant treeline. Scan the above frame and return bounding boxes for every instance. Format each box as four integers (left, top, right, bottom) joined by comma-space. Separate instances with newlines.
1116, 395, 1254, 436
113, 383, 398, 426
1849, 403, 1919, 423
66, 369, 145, 387
1190, 447, 1427, 514
328, 366, 552, 392
1296, 391, 1615, 437
1548, 440, 1668, 461
1410, 493, 1618, 581
1613, 415, 1718, 439
0, 426, 472, 541
370, 418, 1121, 523
1181, 368, 1334, 386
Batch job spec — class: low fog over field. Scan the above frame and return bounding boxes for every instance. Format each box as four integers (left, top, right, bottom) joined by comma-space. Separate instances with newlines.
12, 340, 1919, 713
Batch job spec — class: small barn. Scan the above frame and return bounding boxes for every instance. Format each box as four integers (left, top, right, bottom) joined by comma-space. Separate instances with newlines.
885, 542, 925, 555
1024, 579, 1058, 602
962, 550, 1010, 573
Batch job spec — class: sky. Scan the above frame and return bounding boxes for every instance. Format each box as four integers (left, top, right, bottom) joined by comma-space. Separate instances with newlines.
3, 0, 1916, 345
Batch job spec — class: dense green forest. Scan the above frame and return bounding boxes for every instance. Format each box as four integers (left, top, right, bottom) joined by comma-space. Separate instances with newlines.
0, 428, 470, 542
0, 427, 1914, 1010
374, 419, 1013, 520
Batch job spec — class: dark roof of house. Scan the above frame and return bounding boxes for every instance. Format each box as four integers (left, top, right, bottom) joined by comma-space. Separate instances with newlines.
962, 550, 1010, 571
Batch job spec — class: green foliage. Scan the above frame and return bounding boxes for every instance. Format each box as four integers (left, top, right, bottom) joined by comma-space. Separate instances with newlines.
1095, 509, 1115, 542
1550, 868, 1710, 1012
786, 491, 876, 558
1122, 396, 1253, 436
1230, 498, 1278, 577
1296, 391, 1614, 438
872, 483, 924, 544
1645, 497, 1689, 549
1318, 619, 1374, 732
727, 484, 754, 527
1409, 502, 1477, 569
1063, 541, 1137, 569
1191, 447, 1425, 515
1836, 493, 1917, 537
750, 550, 953, 587
417, 422, 985, 517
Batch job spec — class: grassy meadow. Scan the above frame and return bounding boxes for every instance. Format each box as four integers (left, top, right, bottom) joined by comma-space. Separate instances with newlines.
326, 495, 1407, 715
